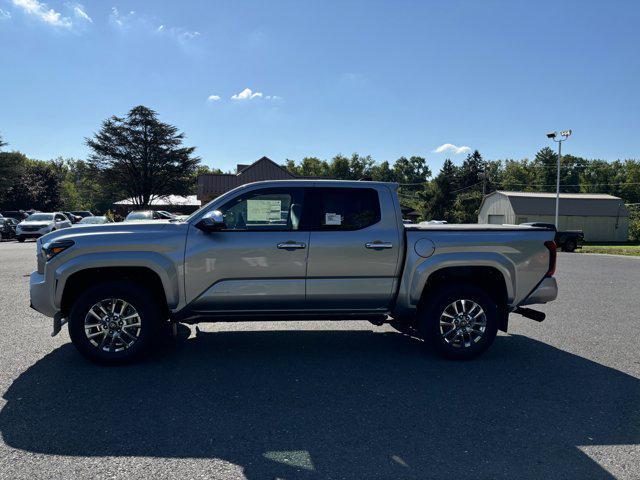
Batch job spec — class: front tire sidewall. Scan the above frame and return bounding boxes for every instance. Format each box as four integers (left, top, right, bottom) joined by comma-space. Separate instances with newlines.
68, 282, 161, 364
420, 284, 499, 360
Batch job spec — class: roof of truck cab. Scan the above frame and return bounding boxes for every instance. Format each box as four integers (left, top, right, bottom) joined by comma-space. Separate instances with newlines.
243, 179, 400, 189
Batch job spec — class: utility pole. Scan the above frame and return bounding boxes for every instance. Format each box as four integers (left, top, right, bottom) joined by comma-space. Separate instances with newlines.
546, 130, 572, 227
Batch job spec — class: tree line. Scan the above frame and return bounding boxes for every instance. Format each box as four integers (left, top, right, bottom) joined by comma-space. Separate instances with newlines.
1, 105, 638, 240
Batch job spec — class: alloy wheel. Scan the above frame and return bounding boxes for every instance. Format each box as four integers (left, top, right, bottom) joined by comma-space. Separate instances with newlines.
439, 299, 487, 348
84, 298, 142, 352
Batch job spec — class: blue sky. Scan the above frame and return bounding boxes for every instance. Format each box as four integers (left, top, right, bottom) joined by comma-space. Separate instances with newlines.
0, 0, 638, 173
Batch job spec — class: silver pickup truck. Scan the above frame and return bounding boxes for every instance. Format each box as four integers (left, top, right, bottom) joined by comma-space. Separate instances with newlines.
30, 180, 558, 363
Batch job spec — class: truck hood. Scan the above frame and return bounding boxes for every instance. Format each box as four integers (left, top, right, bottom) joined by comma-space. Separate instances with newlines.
38, 220, 173, 244
18, 221, 54, 228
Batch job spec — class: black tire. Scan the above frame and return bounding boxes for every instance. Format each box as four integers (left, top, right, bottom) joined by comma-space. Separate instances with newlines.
68, 281, 163, 364
418, 283, 499, 360
563, 240, 576, 252
17, 236, 25, 243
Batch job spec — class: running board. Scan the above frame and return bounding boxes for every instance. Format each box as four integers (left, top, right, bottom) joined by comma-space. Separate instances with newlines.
513, 307, 546, 322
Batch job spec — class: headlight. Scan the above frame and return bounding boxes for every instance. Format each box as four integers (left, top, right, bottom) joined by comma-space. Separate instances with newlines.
42, 239, 75, 261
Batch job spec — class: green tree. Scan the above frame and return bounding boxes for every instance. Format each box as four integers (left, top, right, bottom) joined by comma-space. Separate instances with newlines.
370, 161, 396, 182
86, 105, 200, 207
0, 133, 6, 151
451, 190, 484, 223
501, 159, 537, 191
423, 158, 459, 221
297, 157, 331, 177
393, 156, 431, 184
0, 151, 29, 208
532, 147, 558, 192
458, 150, 484, 189
328, 154, 352, 179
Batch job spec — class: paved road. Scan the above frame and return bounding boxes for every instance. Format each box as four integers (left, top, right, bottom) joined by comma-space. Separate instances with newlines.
0, 241, 638, 479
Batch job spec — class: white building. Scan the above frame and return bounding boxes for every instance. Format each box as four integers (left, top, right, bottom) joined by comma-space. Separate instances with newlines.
478, 191, 629, 242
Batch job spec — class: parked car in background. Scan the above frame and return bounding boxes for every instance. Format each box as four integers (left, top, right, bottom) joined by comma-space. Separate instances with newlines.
156, 210, 176, 219
64, 212, 82, 224
1, 210, 29, 221
70, 211, 94, 219
16, 212, 72, 242
125, 210, 171, 221
520, 222, 584, 252
75, 216, 113, 226
0, 217, 18, 241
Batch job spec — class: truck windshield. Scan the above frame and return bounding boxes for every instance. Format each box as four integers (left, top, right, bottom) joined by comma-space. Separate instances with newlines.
26, 214, 54, 221
126, 211, 153, 220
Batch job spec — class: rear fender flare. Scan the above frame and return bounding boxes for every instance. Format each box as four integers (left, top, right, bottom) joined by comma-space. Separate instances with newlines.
408, 252, 515, 308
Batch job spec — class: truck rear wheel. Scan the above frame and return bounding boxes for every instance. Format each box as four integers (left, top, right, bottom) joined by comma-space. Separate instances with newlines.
68, 281, 162, 364
563, 239, 576, 252
419, 283, 499, 360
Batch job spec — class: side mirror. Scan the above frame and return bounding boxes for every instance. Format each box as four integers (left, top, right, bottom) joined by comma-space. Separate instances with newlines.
195, 210, 226, 232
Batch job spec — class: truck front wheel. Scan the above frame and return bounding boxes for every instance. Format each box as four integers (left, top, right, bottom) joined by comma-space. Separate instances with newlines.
68, 281, 162, 364
419, 283, 499, 360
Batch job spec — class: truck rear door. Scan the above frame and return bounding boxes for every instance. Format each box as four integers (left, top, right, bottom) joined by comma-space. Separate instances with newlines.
304, 185, 401, 310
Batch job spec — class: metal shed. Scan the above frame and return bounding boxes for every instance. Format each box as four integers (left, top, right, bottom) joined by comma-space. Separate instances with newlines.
478, 191, 629, 242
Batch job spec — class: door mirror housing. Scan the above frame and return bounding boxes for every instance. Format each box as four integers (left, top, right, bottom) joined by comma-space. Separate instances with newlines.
195, 210, 226, 232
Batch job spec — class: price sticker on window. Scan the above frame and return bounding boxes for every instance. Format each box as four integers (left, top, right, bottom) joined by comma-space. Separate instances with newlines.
325, 213, 342, 225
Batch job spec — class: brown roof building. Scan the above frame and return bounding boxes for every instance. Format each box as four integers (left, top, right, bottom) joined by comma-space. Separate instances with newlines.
197, 156, 296, 203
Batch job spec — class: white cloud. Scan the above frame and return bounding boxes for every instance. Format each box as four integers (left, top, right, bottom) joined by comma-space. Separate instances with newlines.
110, 8, 200, 47
207, 95, 221, 102
265, 95, 282, 101
109, 7, 135, 28
433, 143, 472, 155
11, 0, 73, 28
69, 2, 91, 23
0, 8, 12, 19
231, 88, 263, 100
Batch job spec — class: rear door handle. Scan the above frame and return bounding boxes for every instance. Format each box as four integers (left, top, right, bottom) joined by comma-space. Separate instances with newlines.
365, 242, 393, 249
277, 242, 307, 250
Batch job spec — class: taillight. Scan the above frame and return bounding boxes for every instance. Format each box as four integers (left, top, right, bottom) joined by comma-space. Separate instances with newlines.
544, 241, 557, 277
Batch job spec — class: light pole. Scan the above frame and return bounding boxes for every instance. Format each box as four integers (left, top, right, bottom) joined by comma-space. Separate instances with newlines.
546, 130, 572, 227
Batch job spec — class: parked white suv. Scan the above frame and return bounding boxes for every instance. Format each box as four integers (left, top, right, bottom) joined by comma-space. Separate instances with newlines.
16, 212, 72, 242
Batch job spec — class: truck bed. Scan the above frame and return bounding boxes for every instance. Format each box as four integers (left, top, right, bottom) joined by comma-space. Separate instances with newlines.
405, 223, 552, 231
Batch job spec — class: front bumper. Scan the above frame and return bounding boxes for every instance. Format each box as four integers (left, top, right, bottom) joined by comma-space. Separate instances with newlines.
520, 277, 558, 306
29, 271, 58, 318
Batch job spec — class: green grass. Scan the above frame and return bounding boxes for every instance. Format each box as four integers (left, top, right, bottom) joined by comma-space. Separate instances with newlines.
579, 243, 640, 256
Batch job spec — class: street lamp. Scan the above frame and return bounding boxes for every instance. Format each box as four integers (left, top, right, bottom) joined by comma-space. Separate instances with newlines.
547, 129, 572, 227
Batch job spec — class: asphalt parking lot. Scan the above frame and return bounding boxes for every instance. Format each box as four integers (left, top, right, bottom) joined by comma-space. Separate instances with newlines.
0, 241, 638, 480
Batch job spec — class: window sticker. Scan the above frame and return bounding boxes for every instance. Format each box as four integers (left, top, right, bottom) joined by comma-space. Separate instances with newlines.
247, 199, 282, 222
325, 213, 342, 225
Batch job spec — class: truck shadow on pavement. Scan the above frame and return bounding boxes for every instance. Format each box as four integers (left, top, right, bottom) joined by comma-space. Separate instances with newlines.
1, 330, 639, 479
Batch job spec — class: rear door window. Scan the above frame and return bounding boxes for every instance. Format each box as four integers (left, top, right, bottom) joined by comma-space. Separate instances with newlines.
304, 187, 381, 231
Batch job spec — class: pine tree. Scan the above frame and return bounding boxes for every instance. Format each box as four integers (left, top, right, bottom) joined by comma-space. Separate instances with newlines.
86, 106, 200, 207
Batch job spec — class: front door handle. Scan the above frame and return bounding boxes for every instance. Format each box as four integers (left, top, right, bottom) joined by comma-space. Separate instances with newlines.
365, 241, 393, 249
277, 241, 307, 250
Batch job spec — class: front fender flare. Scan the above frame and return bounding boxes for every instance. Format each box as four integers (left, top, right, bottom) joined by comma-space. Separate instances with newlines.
53, 251, 180, 310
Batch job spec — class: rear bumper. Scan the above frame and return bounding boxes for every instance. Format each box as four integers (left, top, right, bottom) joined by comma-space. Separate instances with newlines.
29, 271, 58, 318
520, 277, 558, 306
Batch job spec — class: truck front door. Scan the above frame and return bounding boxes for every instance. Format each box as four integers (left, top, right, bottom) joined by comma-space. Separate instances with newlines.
184, 187, 309, 312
